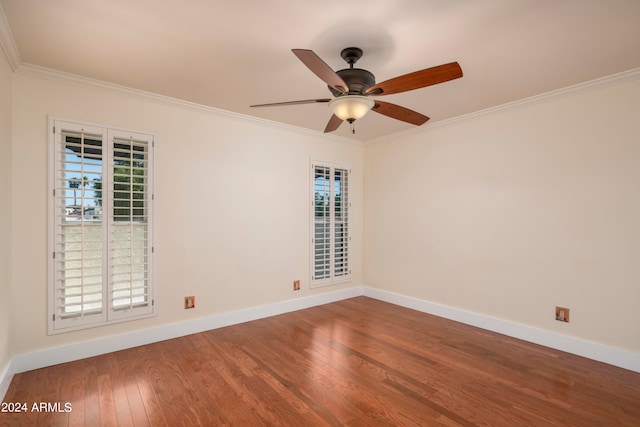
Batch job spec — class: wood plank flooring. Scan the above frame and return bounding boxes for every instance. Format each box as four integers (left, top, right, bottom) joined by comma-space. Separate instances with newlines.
2, 296, 640, 426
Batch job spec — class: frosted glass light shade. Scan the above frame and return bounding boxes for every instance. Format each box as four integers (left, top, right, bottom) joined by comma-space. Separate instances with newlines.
329, 95, 375, 121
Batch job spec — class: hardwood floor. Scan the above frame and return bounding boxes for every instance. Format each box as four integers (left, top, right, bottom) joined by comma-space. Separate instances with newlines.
2, 296, 640, 426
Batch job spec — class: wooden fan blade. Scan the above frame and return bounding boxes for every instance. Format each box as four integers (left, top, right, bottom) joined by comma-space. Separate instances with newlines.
372, 100, 430, 126
366, 62, 462, 96
324, 114, 343, 133
250, 99, 331, 107
292, 49, 349, 93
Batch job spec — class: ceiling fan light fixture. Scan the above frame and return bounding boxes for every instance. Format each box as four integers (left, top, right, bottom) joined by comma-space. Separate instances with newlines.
329, 95, 374, 122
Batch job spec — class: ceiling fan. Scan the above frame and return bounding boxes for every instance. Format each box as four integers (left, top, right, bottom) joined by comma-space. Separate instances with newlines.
251, 47, 463, 133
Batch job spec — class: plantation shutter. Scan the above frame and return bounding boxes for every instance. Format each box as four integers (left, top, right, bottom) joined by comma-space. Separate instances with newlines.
52, 123, 107, 329
311, 161, 351, 286
313, 165, 331, 280
334, 168, 349, 278
107, 129, 154, 320
50, 120, 154, 332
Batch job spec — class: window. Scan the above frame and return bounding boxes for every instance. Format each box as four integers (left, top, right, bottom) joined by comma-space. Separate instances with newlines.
311, 161, 350, 286
48, 119, 154, 333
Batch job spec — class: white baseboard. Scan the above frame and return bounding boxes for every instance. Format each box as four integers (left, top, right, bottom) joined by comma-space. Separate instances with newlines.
363, 287, 640, 373
1, 286, 363, 400
0, 361, 12, 402
3, 284, 639, 401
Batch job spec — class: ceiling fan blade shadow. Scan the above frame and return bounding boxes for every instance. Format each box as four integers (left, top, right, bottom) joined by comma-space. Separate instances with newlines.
324, 114, 344, 133
372, 101, 430, 126
367, 62, 462, 96
250, 99, 331, 107
292, 49, 348, 93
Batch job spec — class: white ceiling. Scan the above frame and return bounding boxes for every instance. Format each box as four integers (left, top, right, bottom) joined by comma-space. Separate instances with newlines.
2, 0, 640, 140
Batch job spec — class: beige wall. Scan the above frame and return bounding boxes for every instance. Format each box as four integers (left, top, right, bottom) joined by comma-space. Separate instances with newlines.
364, 76, 640, 353
0, 47, 12, 376
10, 73, 363, 354
7, 64, 640, 363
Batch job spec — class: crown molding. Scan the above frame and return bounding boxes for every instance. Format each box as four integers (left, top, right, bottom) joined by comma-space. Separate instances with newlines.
0, 3, 21, 70
368, 67, 640, 145
14, 62, 361, 146
9, 10, 638, 150
0, 3, 357, 145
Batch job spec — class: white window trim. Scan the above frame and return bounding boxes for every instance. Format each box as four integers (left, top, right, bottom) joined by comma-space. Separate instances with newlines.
310, 159, 351, 288
47, 117, 156, 334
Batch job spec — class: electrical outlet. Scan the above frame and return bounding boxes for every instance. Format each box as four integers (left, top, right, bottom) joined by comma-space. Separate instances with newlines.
293, 280, 300, 291
555, 306, 569, 322
185, 296, 195, 309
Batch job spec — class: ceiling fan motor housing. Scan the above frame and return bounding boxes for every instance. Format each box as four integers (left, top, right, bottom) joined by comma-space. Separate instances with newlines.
329, 68, 376, 96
